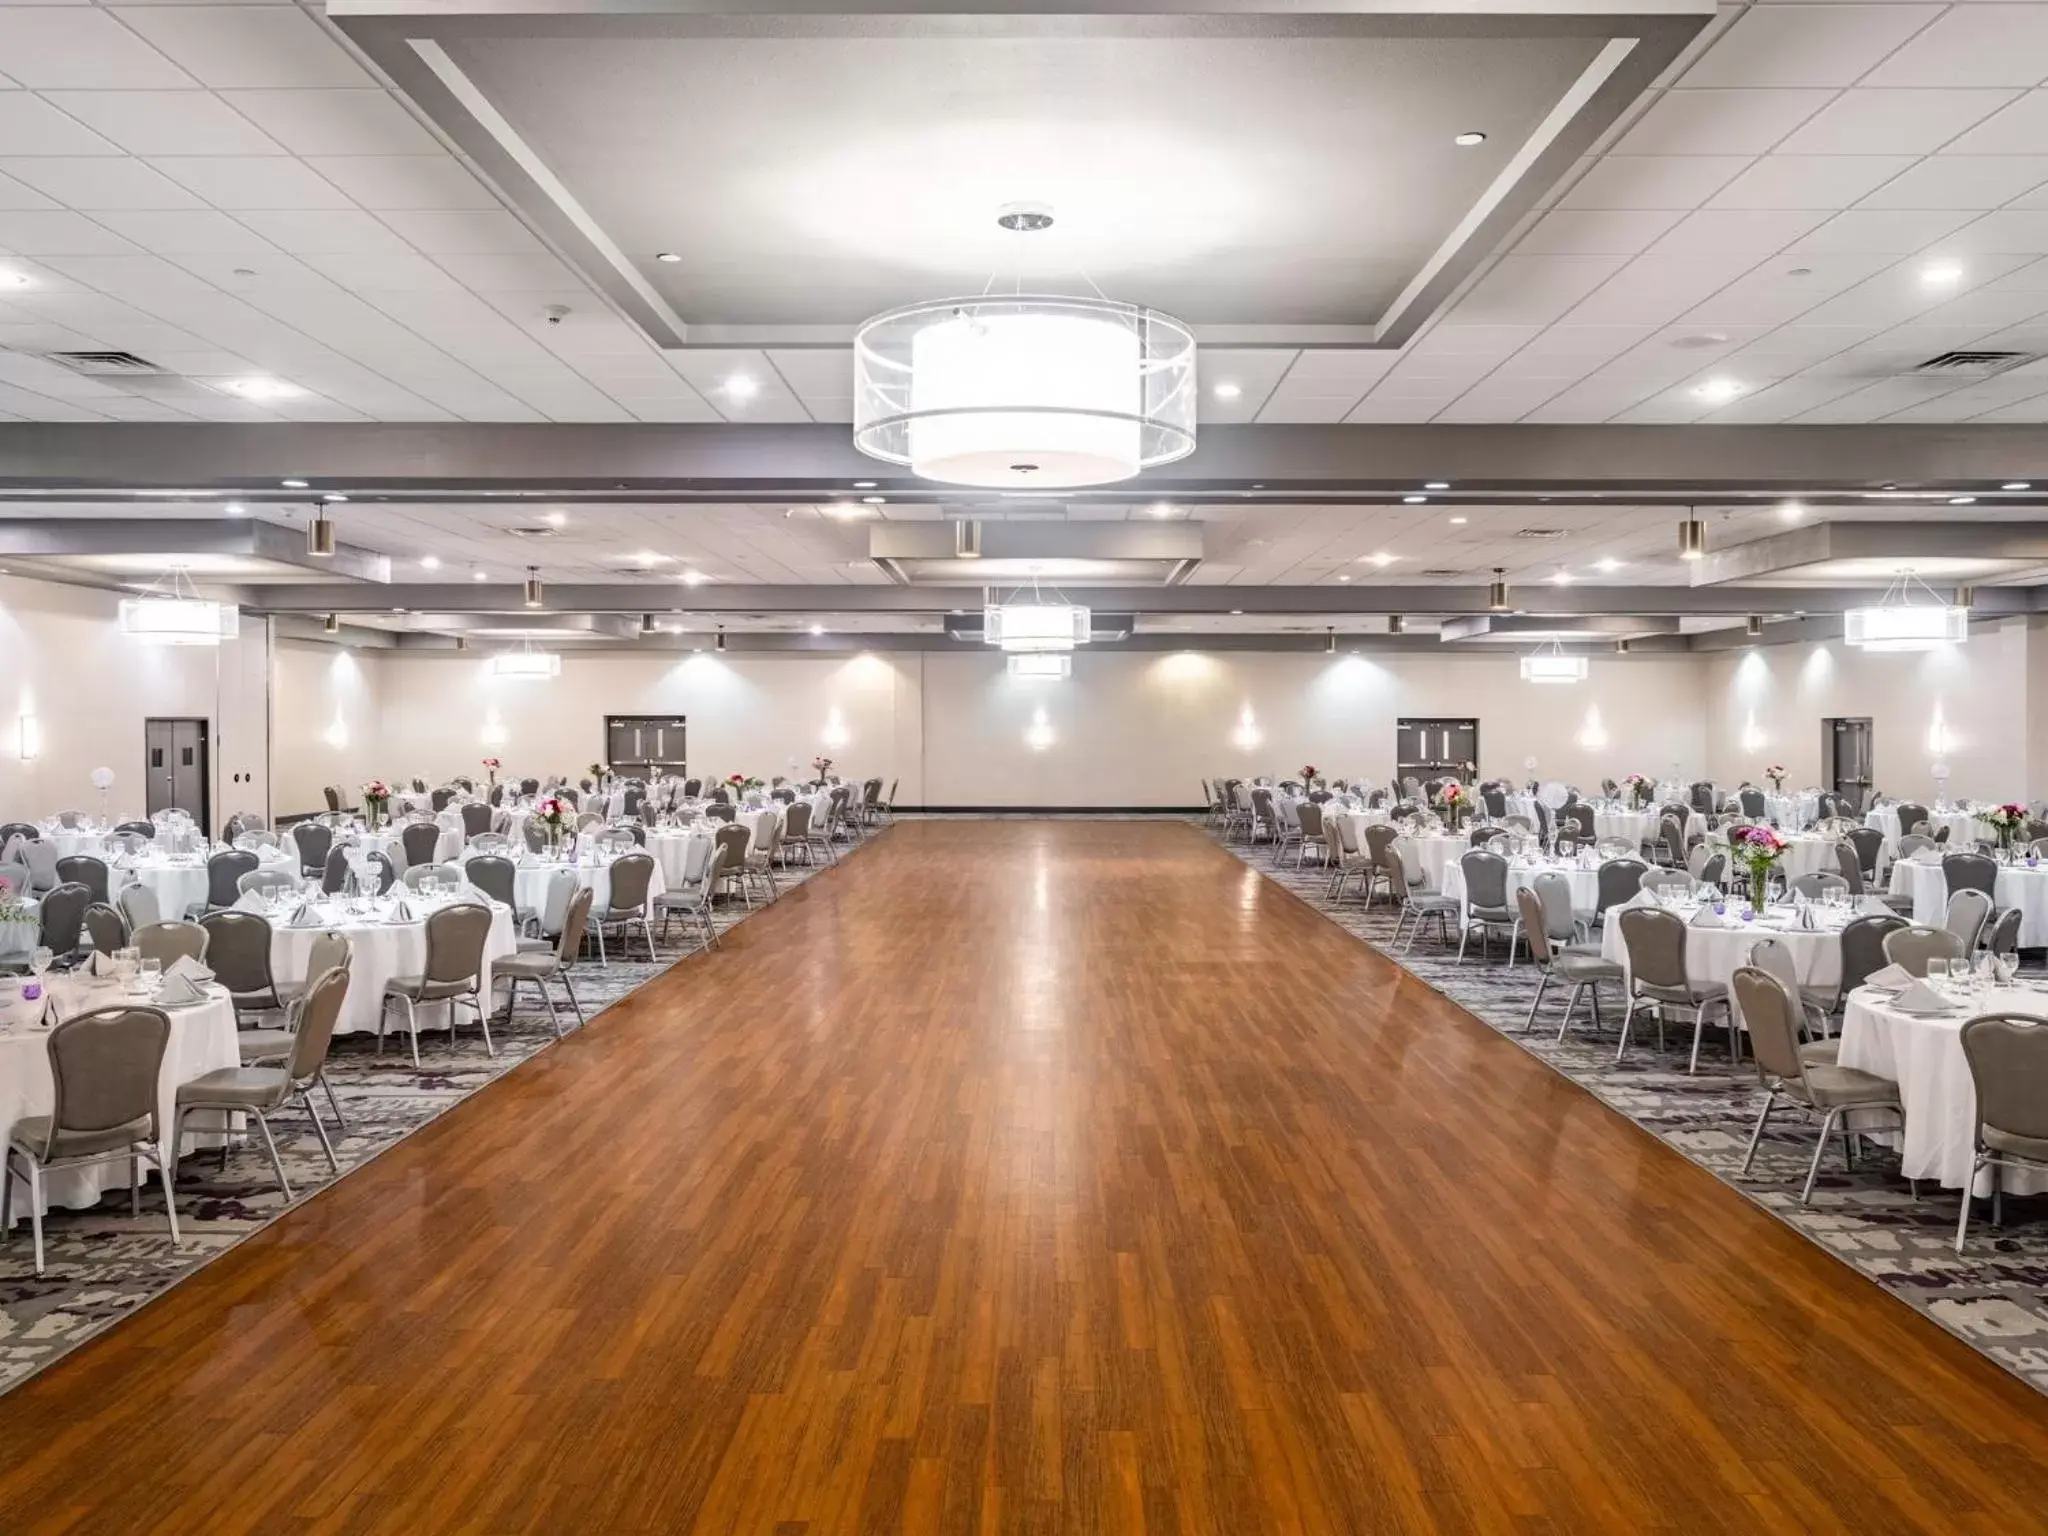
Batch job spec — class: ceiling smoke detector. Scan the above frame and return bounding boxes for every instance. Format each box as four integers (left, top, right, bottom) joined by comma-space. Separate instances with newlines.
995, 202, 1055, 233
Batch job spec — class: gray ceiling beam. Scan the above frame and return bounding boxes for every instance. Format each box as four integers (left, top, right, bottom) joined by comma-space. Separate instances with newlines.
220, 580, 2045, 617
0, 517, 389, 582
1, 423, 2046, 501
1692, 520, 2048, 586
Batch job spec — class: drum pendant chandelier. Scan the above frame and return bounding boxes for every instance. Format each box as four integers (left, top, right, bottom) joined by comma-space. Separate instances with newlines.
852, 211, 1197, 489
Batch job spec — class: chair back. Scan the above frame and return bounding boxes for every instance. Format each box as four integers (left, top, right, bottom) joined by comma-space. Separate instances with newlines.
1838, 913, 1906, 994
1640, 868, 1691, 897
462, 802, 493, 838
431, 788, 455, 813
1942, 851, 1998, 901
1986, 906, 2023, 957
422, 902, 493, 986
536, 868, 577, 935
0, 821, 39, 844
37, 882, 91, 955
206, 849, 258, 907
36, 1005, 171, 1155
557, 885, 595, 963
1882, 924, 1965, 977
1529, 871, 1577, 942
117, 882, 162, 934
1459, 849, 1509, 911
286, 964, 351, 1084
1738, 788, 1765, 819
605, 852, 656, 913
713, 824, 749, 873
1297, 802, 1324, 839
1846, 826, 1884, 877
1959, 1013, 2048, 1151
400, 821, 441, 867
199, 910, 273, 993
1515, 887, 1553, 966
132, 920, 207, 967
784, 801, 812, 838
292, 821, 334, 873
1731, 967, 1807, 1086
1595, 858, 1645, 916
83, 901, 127, 952
1788, 871, 1849, 901
303, 930, 352, 980
1943, 887, 1993, 952
238, 868, 300, 899
366, 850, 398, 894
403, 861, 463, 891
1831, 842, 1863, 893
1745, 937, 1813, 1020
1895, 802, 1930, 836
463, 854, 517, 908
55, 855, 110, 905
523, 817, 548, 853
1617, 907, 1688, 990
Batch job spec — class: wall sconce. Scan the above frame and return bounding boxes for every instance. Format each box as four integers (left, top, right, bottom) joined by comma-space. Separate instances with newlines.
1574, 706, 1609, 752
17, 712, 39, 761
1740, 710, 1766, 755
821, 706, 850, 749
1024, 706, 1055, 752
480, 712, 509, 748
322, 712, 348, 749
1231, 704, 1264, 751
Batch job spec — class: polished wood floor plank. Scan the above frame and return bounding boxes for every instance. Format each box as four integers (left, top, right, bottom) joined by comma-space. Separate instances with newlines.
1, 819, 2045, 1533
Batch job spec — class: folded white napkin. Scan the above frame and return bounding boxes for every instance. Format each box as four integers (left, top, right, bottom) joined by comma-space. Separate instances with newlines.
153, 972, 208, 1008
289, 901, 323, 928
1891, 978, 1954, 1014
1910, 847, 1942, 864
87, 950, 118, 978
1689, 906, 1724, 928
388, 898, 415, 924
1864, 963, 1913, 990
233, 891, 266, 912
164, 954, 214, 985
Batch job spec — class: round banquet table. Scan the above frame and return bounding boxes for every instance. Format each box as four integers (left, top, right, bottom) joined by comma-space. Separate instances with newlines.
0, 976, 238, 1221
267, 896, 518, 1035
1771, 835, 1845, 884
1761, 791, 1820, 828
1887, 858, 2048, 940
1593, 809, 1660, 846
1839, 981, 2048, 1194
1599, 899, 1844, 997
1865, 806, 1993, 850
118, 846, 298, 918
466, 854, 669, 923
358, 824, 464, 870
1402, 834, 1469, 893
1440, 858, 1598, 925
645, 829, 716, 888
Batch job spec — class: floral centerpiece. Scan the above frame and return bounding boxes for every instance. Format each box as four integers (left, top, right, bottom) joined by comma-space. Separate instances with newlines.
1730, 824, 1788, 912
0, 874, 36, 959
1299, 764, 1320, 789
589, 761, 611, 790
811, 755, 833, 781
1764, 764, 1786, 793
532, 793, 571, 855
1983, 801, 2029, 853
1623, 772, 1652, 809
481, 755, 501, 790
360, 778, 392, 829
1440, 780, 1470, 831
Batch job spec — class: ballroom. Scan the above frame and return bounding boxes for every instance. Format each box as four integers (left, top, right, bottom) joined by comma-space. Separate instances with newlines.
1, 0, 2047, 1529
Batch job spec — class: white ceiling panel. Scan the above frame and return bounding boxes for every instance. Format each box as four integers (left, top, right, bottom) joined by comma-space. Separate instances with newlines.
43, 89, 284, 156
0, 8, 196, 90
1775, 88, 2019, 155
93, 206, 275, 252
1512, 208, 1686, 255
0, 208, 139, 254
1197, 347, 1296, 422
0, 93, 122, 156
1944, 90, 2048, 154
300, 155, 499, 211
1680, 5, 1942, 90
146, 153, 353, 209
1450, 253, 1629, 324
1558, 155, 1752, 210
1646, 208, 1831, 257
236, 207, 412, 254
1861, 5, 2048, 89
1789, 208, 1975, 253
1561, 257, 1741, 325
218, 89, 439, 157
111, 5, 371, 90
1860, 154, 2048, 211
1708, 155, 1917, 209
1613, 88, 1836, 157
377, 209, 543, 254
0, 154, 202, 208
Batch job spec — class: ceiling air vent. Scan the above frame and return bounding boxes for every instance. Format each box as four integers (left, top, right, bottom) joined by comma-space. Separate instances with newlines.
43, 349, 164, 375
1514, 528, 1567, 540
1420, 568, 1466, 578
507, 526, 561, 539
1913, 350, 2038, 378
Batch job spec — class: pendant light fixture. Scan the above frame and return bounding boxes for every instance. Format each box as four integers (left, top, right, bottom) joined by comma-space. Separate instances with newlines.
1488, 568, 1509, 612
119, 565, 237, 646
985, 575, 1089, 654
955, 519, 982, 559
1845, 570, 1969, 652
489, 640, 560, 679
851, 207, 1197, 489
323, 613, 339, 635
1678, 514, 1706, 561
523, 566, 543, 608
307, 510, 335, 557
1519, 639, 1588, 685
1745, 615, 1763, 638
1387, 614, 1404, 635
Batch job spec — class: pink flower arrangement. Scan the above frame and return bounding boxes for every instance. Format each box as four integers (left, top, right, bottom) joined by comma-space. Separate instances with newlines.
533, 795, 570, 836
812, 755, 833, 777
1441, 782, 1468, 806
1763, 764, 1786, 791
1984, 802, 2030, 847
481, 756, 501, 771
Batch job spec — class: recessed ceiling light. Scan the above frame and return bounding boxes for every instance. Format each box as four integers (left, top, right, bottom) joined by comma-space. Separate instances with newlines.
852, 480, 876, 489
861, 495, 885, 505
543, 511, 567, 527
219, 376, 303, 402
1402, 495, 1427, 504
634, 550, 663, 568
1691, 377, 1745, 404
1148, 502, 1175, 518
1920, 260, 1964, 288
1229, 609, 1244, 616
1777, 499, 1805, 522
224, 502, 247, 516
420, 555, 440, 570
281, 478, 308, 489
1212, 382, 1242, 400
1367, 552, 1396, 567
656, 251, 682, 263
1948, 495, 1976, 505
1337, 573, 1352, 583
1595, 557, 1623, 573
1454, 131, 1487, 146
809, 623, 823, 636
1552, 570, 1573, 586
1424, 481, 1449, 491
2003, 482, 2031, 491
723, 374, 759, 401
1449, 515, 1468, 525
0, 268, 32, 289
472, 570, 487, 582
680, 569, 706, 585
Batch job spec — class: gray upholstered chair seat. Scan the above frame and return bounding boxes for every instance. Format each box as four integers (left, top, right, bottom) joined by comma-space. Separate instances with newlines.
176, 1065, 290, 1107
1552, 951, 1623, 983
1985, 1123, 2048, 1162
383, 974, 474, 1003
515, 935, 555, 953
8, 1111, 153, 1161
494, 951, 560, 980
1797, 1062, 1902, 1110
237, 1028, 296, 1064
1637, 977, 1728, 1005
1799, 1038, 1840, 1066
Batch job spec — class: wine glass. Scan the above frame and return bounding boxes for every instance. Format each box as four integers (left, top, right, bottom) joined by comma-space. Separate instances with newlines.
138, 956, 162, 994
1927, 957, 1949, 988
29, 945, 53, 985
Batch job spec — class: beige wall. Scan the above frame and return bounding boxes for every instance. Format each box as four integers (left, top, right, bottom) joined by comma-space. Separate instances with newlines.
273, 640, 388, 816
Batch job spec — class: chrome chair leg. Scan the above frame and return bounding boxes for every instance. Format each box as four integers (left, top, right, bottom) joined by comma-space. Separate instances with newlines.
1740, 1090, 1775, 1175
1801, 1108, 1839, 1204
252, 1108, 290, 1200
301, 1091, 339, 1174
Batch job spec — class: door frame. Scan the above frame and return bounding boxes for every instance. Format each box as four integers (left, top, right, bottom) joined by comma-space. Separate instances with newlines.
144, 716, 211, 830
1822, 716, 1874, 806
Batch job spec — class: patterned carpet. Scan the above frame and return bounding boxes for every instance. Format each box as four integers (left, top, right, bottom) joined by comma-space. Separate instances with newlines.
1212, 825, 2048, 1396
0, 836, 863, 1393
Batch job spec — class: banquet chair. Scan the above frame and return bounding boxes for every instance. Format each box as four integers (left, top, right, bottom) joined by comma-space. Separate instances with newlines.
495, 886, 594, 1040
1531, 870, 1589, 948
117, 882, 161, 936
462, 853, 517, 914
55, 854, 110, 906
233, 831, 280, 855
322, 786, 343, 815
1737, 787, 1766, 820
1788, 872, 1850, 902
381, 901, 497, 1067
682, 777, 703, 799
431, 788, 455, 813
83, 902, 127, 953
37, 882, 91, 965
522, 818, 549, 854
705, 801, 738, 826
1942, 851, 1998, 904
1846, 825, 1887, 883
1955, 1013, 2048, 1250
1455, 850, 1516, 965
1294, 803, 1330, 867
1943, 888, 1994, 954
575, 811, 603, 834
1249, 789, 1280, 851
1639, 868, 1692, 898
1389, 848, 1458, 954
363, 850, 398, 895
237, 868, 300, 901
190, 850, 258, 918
1614, 907, 1735, 1072
591, 853, 658, 964
1731, 967, 1910, 1207
22, 839, 61, 894
1516, 888, 1621, 1041
655, 845, 726, 953
290, 821, 333, 875
520, 778, 540, 796
1882, 924, 1966, 978
172, 964, 351, 1200
1985, 906, 2023, 960
779, 802, 816, 864
461, 802, 493, 840
1656, 815, 1689, 867
0, 1005, 178, 1275
1831, 842, 1864, 894
201, 910, 285, 1017
320, 844, 353, 894
467, 831, 510, 855
1746, 937, 1837, 1051
794, 802, 834, 865
272, 930, 352, 1015
402, 862, 463, 892
593, 826, 637, 852
712, 824, 756, 907
1359, 824, 1400, 907
54, 810, 87, 830
1895, 803, 1930, 839
0, 821, 38, 845
400, 821, 441, 868
517, 868, 578, 951
623, 786, 646, 820
1838, 913, 1907, 997
112, 820, 155, 841
134, 921, 209, 970
1323, 816, 1375, 903
1559, 805, 1596, 842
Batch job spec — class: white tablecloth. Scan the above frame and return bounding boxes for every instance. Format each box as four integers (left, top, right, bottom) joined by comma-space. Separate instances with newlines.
358, 825, 464, 870
1440, 859, 1599, 925
1403, 834, 1469, 893
0, 977, 238, 1221
1866, 807, 1992, 850
1887, 859, 2048, 941
1770, 835, 1846, 884
119, 847, 297, 918
491, 857, 667, 920
1593, 808, 1701, 846
268, 899, 518, 1035
1599, 903, 1844, 995
1840, 982, 2048, 1195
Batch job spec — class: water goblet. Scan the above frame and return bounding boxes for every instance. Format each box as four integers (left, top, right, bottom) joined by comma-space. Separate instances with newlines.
29, 945, 53, 984
138, 957, 162, 994
1927, 957, 1949, 989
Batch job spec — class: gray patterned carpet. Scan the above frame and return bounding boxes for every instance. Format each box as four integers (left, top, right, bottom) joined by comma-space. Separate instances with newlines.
0, 838, 861, 1393
1212, 826, 2048, 1396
